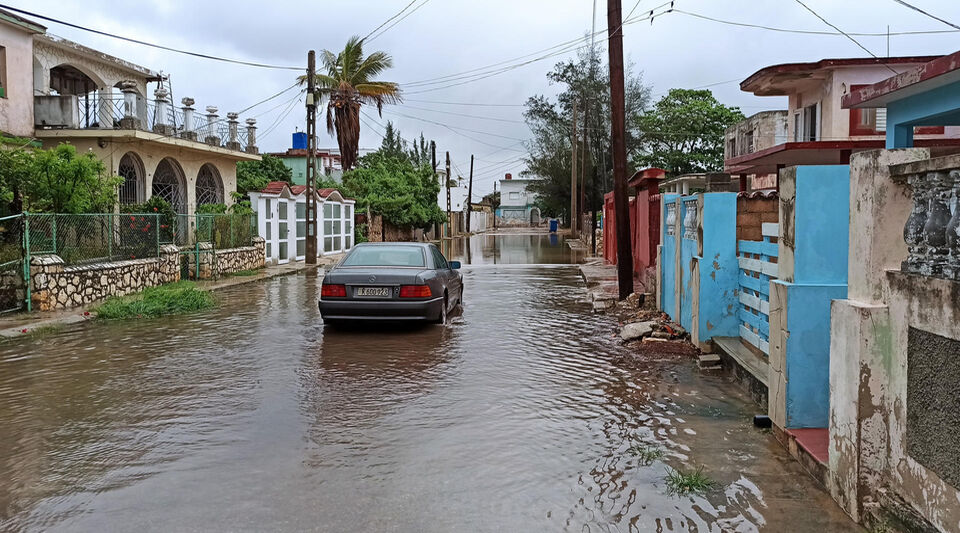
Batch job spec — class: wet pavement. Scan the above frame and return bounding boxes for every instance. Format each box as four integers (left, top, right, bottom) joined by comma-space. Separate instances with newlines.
0, 233, 860, 531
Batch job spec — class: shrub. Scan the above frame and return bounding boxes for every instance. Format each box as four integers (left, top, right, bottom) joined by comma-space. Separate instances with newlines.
664, 466, 716, 495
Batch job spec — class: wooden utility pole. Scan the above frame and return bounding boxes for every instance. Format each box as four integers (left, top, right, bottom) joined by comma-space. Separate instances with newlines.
304, 50, 318, 264
608, 0, 633, 299
466, 154, 474, 233
570, 103, 579, 237
580, 107, 588, 249
431, 141, 440, 239
445, 151, 452, 239
493, 181, 498, 230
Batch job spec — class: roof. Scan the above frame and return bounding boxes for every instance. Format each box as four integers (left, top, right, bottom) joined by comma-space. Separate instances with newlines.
843, 50, 960, 109
258, 182, 354, 202
267, 149, 343, 158
35, 34, 158, 81
0, 7, 45, 33
628, 168, 666, 188
741, 56, 941, 96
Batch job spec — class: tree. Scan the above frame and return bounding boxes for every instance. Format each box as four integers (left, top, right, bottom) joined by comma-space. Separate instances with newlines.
0, 148, 34, 214
235, 154, 293, 197
339, 150, 444, 229
524, 45, 650, 221
25, 144, 121, 213
633, 89, 744, 175
301, 36, 401, 171
408, 133, 431, 168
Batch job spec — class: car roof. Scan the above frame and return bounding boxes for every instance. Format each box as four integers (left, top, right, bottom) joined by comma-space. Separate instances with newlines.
353, 242, 432, 248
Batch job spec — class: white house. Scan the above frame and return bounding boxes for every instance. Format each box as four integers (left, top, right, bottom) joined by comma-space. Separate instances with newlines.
498, 173, 540, 225
248, 182, 355, 264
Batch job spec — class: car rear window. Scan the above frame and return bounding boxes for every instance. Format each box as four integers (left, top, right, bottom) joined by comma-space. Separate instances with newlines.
341, 246, 426, 267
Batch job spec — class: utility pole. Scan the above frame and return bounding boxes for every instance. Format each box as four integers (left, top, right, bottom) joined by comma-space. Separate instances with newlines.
304, 50, 318, 264
570, 102, 579, 237
608, 0, 633, 299
580, 106, 588, 250
590, 0, 599, 255
431, 141, 440, 239
493, 181, 498, 230
466, 154, 474, 233
445, 151, 452, 239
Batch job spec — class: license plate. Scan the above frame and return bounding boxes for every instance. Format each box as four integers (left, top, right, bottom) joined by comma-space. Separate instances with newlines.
355, 287, 390, 297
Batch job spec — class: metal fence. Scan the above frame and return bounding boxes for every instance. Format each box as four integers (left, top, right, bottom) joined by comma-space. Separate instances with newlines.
0, 212, 257, 313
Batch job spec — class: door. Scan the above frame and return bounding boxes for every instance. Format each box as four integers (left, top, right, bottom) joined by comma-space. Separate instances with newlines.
278, 200, 289, 263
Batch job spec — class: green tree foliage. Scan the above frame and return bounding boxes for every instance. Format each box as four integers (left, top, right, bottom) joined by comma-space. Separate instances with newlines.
524, 45, 650, 220
235, 154, 293, 197
301, 36, 401, 170
1, 144, 121, 214
633, 89, 744, 175
408, 133, 431, 168
339, 123, 444, 229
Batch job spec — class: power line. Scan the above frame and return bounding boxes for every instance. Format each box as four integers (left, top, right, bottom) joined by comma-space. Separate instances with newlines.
0, 3, 302, 70
793, 0, 897, 74
398, 104, 528, 124
367, 0, 433, 43
362, 0, 419, 41
890, 0, 960, 31
406, 99, 525, 108
674, 8, 959, 36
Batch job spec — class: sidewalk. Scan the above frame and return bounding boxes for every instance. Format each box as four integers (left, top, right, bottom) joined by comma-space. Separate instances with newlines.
0, 254, 342, 339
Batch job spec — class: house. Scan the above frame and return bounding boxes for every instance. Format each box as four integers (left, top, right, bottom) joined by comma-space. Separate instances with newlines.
724, 110, 788, 190
497, 173, 540, 225
0, 7, 260, 217
267, 132, 347, 185
247, 181, 355, 264
724, 56, 960, 186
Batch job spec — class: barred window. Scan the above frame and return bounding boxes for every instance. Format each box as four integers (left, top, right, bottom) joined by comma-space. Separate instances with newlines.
196, 164, 223, 206
118, 152, 142, 205
152, 158, 185, 213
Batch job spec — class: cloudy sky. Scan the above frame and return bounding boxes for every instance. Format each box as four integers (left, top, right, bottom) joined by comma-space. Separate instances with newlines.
17, 0, 960, 196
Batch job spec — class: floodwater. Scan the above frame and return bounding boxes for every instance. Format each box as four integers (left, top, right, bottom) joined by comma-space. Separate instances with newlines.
0, 232, 860, 532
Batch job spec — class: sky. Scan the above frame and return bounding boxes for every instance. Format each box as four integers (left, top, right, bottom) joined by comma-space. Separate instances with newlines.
16, 0, 960, 198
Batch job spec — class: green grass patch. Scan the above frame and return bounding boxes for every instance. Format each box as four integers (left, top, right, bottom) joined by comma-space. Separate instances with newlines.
664, 466, 717, 495
95, 281, 216, 319
627, 444, 664, 465
228, 269, 261, 277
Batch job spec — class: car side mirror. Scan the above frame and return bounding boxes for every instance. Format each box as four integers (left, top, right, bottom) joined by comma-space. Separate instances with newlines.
448, 261, 461, 270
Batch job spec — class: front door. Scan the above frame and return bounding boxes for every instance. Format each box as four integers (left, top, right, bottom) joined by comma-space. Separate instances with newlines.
278, 201, 289, 263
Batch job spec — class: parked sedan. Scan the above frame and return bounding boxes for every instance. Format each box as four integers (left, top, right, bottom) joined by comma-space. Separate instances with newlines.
318, 242, 463, 324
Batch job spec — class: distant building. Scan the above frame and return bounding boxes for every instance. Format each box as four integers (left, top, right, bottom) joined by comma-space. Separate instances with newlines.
266, 132, 380, 185
725, 56, 960, 188
497, 173, 540, 225
0, 7, 260, 216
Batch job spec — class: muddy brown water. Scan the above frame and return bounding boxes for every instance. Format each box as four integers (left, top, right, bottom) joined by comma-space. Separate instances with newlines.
0, 232, 860, 532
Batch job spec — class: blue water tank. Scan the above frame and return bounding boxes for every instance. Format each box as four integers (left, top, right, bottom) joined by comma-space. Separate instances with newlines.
292, 132, 308, 150
549, 219, 559, 233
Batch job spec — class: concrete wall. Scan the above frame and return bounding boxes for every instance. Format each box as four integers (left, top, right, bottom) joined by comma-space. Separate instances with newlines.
828, 148, 960, 530
886, 77, 960, 148
0, 21, 37, 137
659, 194, 679, 318
769, 165, 850, 429
692, 192, 739, 347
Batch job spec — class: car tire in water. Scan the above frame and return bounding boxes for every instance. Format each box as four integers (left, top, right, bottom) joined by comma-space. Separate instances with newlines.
436, 293, 448, 325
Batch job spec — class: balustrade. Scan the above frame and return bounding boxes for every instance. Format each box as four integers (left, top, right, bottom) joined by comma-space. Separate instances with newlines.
902, 169, 960, 279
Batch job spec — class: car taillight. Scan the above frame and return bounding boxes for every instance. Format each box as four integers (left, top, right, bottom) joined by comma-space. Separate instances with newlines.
399, 285, 432, 298
321, 284, 346, 298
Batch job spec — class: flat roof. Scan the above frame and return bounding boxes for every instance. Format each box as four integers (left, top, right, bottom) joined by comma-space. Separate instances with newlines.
843, 50, 960, 109
741, 56, 940, 96
723, 139, 960, 174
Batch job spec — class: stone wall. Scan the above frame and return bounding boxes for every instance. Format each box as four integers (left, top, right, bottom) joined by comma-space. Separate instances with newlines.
29, 245, 180, 311
213, 237, 265, 277
0, 268, 25, 311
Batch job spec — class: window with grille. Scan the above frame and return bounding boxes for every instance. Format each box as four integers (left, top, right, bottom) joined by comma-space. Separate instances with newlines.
196, 164, 223, 206
118, 153, 141, 204
152, 159, 185, 213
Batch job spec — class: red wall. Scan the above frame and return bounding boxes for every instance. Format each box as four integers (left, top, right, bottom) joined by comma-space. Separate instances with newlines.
603, 171, 663, 277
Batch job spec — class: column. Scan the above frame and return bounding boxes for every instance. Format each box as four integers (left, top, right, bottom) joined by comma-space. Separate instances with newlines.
245, 118, 258, 154
119, 80, 140, 129
153, 87, 174, 136
226, 112, 241, 151
204, 106, 220, 146
181, 97, 197, 141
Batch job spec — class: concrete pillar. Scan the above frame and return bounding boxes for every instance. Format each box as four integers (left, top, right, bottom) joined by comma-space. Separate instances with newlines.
226, 112, 241, 151
245, 118, 258, 154
204, 106, 220, 146
681, 181, 689, 195
119, 80, 140, 129
153, 87, 174, 136
181, 97, 197, 141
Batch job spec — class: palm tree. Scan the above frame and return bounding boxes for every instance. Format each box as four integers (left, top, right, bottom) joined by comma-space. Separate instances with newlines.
300, 36, 401, 170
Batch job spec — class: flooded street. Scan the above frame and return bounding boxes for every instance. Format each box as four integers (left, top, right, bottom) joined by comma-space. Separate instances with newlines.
0, 233, 859, 532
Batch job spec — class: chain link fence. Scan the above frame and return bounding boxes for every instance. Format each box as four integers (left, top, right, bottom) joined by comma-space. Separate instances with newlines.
0, 212, 258, 312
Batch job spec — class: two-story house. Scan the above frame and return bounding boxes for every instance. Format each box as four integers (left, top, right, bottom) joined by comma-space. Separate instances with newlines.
498, 173, 539, 225
724, 57, 960, 187
0, 7, 260, 217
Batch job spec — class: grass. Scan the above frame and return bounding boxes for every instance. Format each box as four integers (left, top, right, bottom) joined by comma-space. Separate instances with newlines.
228, 269, 261, 277
664, 466, 717, 495
95, 281, 216, 319
627, 444, 664, 465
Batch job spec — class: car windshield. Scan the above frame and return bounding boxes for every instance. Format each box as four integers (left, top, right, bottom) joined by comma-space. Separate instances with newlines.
341, 246, 426, 267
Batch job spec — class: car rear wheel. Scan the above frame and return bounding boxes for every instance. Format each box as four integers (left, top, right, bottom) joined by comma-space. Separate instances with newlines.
436, 293, 448, 325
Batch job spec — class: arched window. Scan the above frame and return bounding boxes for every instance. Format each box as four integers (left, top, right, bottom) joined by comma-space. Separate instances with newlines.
195, 164, 223, 206
152, 158, 186, 213
117, 152, 144, 205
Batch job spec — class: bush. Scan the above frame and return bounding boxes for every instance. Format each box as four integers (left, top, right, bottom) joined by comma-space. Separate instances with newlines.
95, 281, 216, 319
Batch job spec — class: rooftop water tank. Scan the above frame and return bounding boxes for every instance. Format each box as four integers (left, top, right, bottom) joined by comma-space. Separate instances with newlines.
292, 132, 308, 150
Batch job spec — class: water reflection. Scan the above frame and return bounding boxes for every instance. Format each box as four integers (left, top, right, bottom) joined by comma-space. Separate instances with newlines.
0, 234, 859, 532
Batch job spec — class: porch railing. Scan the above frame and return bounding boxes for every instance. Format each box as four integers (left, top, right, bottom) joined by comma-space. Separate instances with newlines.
738, 223, 779, 355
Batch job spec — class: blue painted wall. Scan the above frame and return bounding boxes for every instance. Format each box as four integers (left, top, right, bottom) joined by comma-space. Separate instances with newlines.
660, 194, 679, 318
779, 164, 850, 428
697, 193, 739, 340
885, 78, 960, 148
